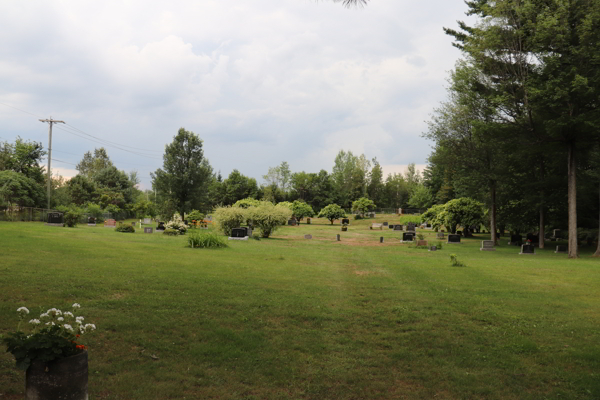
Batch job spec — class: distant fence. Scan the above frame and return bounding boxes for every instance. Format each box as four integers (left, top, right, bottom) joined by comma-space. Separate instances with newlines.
0, 207, 59, 222
0, 207, 120, 223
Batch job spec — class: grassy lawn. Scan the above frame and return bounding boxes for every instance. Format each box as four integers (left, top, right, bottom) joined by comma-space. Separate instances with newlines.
1, 217, 599, 399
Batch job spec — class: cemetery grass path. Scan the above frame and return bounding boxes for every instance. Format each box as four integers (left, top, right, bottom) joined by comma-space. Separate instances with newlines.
1, 218, 599, 399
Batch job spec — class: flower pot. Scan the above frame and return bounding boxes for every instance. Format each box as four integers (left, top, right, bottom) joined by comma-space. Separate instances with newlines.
26, 350, 88, 400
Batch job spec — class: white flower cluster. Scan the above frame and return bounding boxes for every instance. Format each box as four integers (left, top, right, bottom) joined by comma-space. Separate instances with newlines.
18, 303, 97, 335
166, 218, 187, 233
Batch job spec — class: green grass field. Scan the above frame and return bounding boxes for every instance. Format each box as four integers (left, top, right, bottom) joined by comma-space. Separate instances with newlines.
1, 217, 599, 399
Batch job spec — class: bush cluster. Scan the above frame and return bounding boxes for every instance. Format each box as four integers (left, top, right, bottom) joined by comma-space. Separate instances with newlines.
163, 228, 179, 236
115, 224, 135, 233
214, 202, 292, 238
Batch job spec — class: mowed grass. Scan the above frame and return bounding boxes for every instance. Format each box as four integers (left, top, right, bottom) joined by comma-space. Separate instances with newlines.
1, 217, 600, 400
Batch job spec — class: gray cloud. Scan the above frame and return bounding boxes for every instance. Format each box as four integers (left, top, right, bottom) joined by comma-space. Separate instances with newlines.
0, 0, 473, 188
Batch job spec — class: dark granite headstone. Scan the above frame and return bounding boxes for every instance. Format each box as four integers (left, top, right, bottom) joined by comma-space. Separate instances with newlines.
426, 223, 432, 228
144, 227, 153, 234
428, 246, 437, 252
406, 223, 416, 231
394, 225, 403, 231
156, 221, 165, 231
380, 237, 384, 243
383, 222, 388, 226
388, 225, 394, 229
231, 228, 248, 238
402, 232, 415, 241
87, 217, 96, 226
437, 232, 445, 239
520, 244, 535, 255
510, 234, 522, 245
341, 218, 350, 225
306, 218, 311, 224
526, 233, 539, 243
448, 234, 461, 243
456, 230, 462, 236
47, 212, 63, 225
288, 219, 296, 226
555, 245, 567, 254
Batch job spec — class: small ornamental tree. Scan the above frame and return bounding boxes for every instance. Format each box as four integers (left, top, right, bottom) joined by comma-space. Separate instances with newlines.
318, 204, 347, 225
291, 200, 314, 223
442, 197, 485, 234
351, 197, 375, 217
214, 206, 247, 236
248, 202, 292, 238
421, 204, 446, 231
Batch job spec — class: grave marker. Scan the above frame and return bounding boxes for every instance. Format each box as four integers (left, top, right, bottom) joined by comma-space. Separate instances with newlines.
394, 225, 403, 231
380, 237, 384, 243
480, 240, 495, 251
231, 228, 248, 238
144, 227, 153, 234
417, 240, 428, 247
46, 212, 64, 227
341, 218, 350, 225
406, 223, 416, 231
288, 219, 296, 226
388, 225, 394, 229
104, 219, 117, 228
304, 234, 312, 240
437, 232, 445, 239
429, 246, 437, 252
447, 234, 461, 244
402, 232, 415, 242
143, 218, 151, 224
156, 221, 165, 231
87, 217, 96, 227
370, 223, 383, 230
383, 222, 388, 226
555, 245, 567, 254
520, 244, 535, 255
509, 234, 522, 245
306, 218, 311, 224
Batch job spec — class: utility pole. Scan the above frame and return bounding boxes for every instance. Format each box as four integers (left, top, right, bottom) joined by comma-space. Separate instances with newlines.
39, 117, 65, 210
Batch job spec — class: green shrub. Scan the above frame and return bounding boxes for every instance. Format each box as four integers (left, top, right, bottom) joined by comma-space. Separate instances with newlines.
163, 228, 178, 236
291, 200, 314, 222
318, 204, 347, 225
187, 210, 205, 223
63, 207, 83, 228
435, 241, 443, 250
248, 202, 292, 238
214, 206, 248, 236
450, 254, 466, 267
354, 214, 363, 220
165, 214, 187, 235
115, 224, 135, 233
188, 231, 227, 248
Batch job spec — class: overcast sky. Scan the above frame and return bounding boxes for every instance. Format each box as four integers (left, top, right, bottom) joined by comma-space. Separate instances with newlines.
0, 0, 472, 190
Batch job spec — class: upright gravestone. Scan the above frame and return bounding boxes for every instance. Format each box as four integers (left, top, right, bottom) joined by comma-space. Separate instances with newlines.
306, 218, 311, 224
288, 219, 296, 226
394, 225, 403, 231
380, 237, 384, 243
231, 228, 248, 238
520, 244, 535, 255
406, 223, 416, 232
480, 240, 495, 251
143, 218, 151, 224
429, 245, 437, 252
447, 234, 461, 244
388, 225, 394, 229
426, 223, 432, 229
417, 240, 428, 247
144, 227, 153, 234
555, 245, 567, 254
341, 218, 350, 225
370, 223, 382, 230
437, 232, 445, 239
47, 212, 64, 227
104, 219, 116, 228
510, 234, 522, 246
156, 221, 165, 231
87, 217, 96, 227
402, 232, 415, 242
383, 222, 388, 226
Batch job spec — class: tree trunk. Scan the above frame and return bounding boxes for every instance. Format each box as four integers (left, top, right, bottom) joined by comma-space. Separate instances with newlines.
539, 159, 545, 249
594, 179, 600, 257
567, 141, 579, 258
490, 180, 497, 245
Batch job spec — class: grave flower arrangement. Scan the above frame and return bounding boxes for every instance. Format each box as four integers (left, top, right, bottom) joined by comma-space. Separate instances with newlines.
2, 303, 96, 370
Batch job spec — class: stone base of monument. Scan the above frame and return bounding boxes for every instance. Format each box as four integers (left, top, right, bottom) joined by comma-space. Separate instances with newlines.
46, 223, 64, 227
87, 223, 96, 227
228, 236, 249, 241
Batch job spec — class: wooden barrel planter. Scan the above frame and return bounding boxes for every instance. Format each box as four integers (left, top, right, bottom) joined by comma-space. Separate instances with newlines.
26, 350, 88, 400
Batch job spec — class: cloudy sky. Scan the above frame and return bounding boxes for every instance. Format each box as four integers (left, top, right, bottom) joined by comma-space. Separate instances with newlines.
0, 0, 472, 190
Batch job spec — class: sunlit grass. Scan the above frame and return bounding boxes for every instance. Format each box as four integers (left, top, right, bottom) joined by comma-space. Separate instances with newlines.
1, 217, 599, 399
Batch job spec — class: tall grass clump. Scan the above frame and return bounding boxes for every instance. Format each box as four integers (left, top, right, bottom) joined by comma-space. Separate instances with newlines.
187, 230, 228, 248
